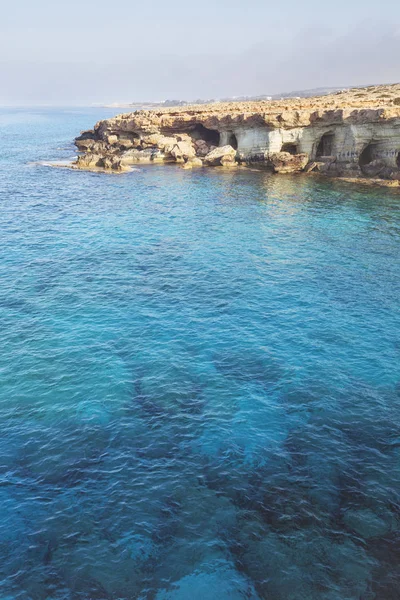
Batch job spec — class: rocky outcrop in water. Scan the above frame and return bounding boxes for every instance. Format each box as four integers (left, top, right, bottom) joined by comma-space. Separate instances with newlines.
74, 83, 400, 183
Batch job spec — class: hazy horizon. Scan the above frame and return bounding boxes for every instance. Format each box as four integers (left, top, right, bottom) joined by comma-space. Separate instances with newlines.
2, 0, 400, 106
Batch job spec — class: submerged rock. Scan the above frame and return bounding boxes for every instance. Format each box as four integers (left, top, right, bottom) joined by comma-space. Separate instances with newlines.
343, 508, 390, 539
155, 560, 260, 600
117, 532, 156, 563
241, 528, 376, 600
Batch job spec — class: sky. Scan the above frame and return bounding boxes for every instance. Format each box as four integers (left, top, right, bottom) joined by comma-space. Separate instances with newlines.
1, 0, 400, 105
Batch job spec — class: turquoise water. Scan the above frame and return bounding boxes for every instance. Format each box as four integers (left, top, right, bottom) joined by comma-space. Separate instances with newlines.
1, 108, 400, 600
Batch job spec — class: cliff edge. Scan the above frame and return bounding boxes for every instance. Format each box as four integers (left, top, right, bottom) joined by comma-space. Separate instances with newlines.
74, 83, 400, 182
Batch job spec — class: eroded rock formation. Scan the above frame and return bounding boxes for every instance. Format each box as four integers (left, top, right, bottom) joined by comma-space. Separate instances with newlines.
74, 83, 400, 182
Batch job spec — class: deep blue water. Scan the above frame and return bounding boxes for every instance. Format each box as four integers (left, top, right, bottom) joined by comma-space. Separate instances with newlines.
1, 107, 400, 599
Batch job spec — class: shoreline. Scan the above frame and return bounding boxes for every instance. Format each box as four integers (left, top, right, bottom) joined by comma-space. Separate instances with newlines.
72, 83, 400, 186
42, 157, 400, 189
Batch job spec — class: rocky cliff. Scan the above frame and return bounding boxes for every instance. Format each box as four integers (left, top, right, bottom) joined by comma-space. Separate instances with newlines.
74, 83, 400, 182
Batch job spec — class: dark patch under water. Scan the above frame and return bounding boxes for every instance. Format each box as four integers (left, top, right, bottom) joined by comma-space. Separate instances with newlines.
0, 108, 400, 599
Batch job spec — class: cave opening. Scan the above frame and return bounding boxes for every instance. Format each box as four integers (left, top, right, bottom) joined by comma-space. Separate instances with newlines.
228, 132, 238, 150
316, 133, 335, 157
397, 152, 400, 168
281, 143, 298, 155
359, 143, 378, 166
192, 124, 220, 146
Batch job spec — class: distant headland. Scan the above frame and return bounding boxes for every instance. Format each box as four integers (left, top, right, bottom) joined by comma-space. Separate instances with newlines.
74, 83, 400, 185
101, 86, 349, 109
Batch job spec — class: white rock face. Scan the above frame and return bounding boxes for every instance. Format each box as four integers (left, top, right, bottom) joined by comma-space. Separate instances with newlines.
237, 122, 400, 174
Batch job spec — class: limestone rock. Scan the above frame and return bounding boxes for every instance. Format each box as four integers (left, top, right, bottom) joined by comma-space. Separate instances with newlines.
318, 159, 346, 175
189, 157, 203, 167
182, 157, 203, 169
75, 153, 103, 169
193, 139, 212, 156
99, 156, 123, 171
176, 133, 193, 143
117, 133, 140, 149
90, 82, 400, 142
120, 148, 165, 165
269, 151, 309, 173
74, 83, 400, 182
221, 155, 238, 167
75, 130, 96, 151
74, 153, 125, 171
204, 145, 237, 166
389, 169, 400, 180
74, 138, 96, 151
360, 159, 386, 177
141, 133, 163, 148
141, 134, 176, 152
105, 134, 118, 145
170, 140, 196, 162
75, 138, 108, 154
305, 161, 320, 172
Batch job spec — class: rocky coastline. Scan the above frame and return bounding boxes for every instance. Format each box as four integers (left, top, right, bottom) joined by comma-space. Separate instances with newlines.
74, 84, 400, 184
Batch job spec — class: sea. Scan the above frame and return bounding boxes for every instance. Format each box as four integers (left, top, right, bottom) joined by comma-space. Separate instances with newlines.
0, 107, 400, 599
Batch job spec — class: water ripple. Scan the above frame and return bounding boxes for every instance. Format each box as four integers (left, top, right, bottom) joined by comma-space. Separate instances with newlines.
0, 108, 400, 598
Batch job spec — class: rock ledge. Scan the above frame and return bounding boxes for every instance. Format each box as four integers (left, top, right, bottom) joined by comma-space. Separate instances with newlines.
73, 83, 400, 182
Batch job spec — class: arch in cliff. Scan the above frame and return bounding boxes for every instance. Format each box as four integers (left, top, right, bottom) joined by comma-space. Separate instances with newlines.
227, 132, 238, 150
316, 132, 334, 157
359, 143, 378, 167
192, 124, 220, 146
281, 143, 298, 155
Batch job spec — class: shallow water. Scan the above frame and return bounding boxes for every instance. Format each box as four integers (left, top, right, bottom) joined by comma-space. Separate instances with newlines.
1, 107, 400, 599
